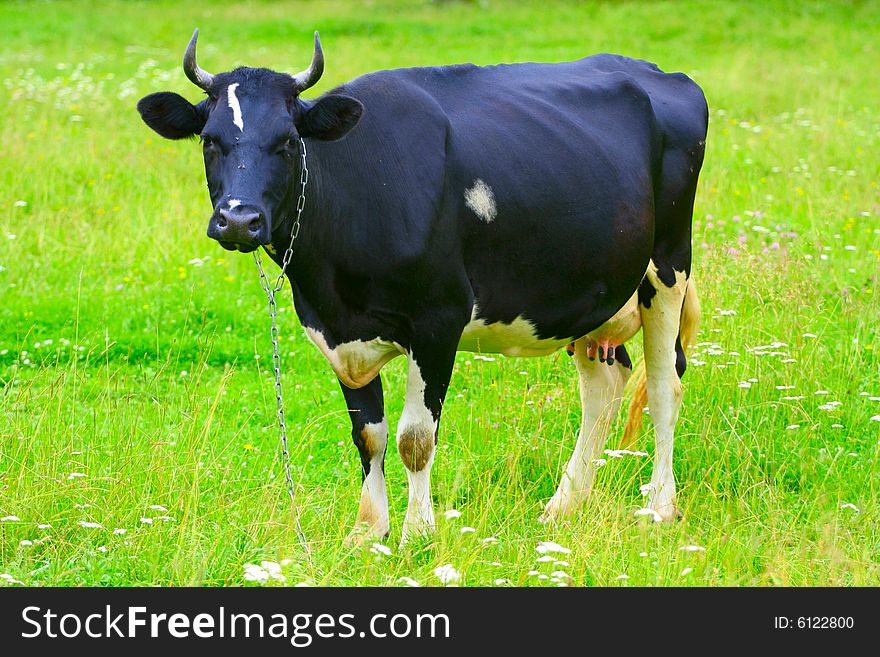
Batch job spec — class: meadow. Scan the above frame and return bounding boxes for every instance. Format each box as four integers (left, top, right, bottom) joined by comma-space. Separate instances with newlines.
0, 0, 878, 587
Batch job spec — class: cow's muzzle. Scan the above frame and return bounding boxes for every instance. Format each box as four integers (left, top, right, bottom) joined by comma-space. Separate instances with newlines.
207, 203, 269, 251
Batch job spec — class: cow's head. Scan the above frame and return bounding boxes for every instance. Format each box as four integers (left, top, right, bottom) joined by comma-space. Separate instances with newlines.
137, 30, 363, 252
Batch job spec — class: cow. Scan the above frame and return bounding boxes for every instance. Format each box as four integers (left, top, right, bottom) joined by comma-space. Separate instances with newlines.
137, 30, 707, 544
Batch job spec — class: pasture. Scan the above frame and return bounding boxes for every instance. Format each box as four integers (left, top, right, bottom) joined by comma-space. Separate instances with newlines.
0, 0, 878, 587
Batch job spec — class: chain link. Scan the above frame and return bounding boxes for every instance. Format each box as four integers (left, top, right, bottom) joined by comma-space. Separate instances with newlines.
253, 138, 310, 561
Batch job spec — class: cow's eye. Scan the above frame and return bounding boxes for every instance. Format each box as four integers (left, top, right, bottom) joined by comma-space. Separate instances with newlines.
287, 137, 299, 148
201, 135, 215, 148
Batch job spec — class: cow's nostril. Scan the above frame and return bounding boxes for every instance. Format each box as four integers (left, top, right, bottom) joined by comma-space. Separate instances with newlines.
248, 217, 263, 232
217, 215, 227, 228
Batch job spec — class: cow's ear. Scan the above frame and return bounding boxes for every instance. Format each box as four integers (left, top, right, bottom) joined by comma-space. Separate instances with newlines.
137, 92, 208, 140
296, 95, 363, 141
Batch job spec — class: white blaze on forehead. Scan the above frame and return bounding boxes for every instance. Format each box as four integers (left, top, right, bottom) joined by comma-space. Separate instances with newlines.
226, 83, 244, 132
227, 199, 242, 209
464, 178, 496, 223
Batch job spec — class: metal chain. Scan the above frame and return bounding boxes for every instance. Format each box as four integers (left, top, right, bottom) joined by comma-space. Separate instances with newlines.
253, 138, 310, 561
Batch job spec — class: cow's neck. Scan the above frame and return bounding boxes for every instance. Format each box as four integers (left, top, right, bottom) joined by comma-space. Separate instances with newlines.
267, 145, 346, 334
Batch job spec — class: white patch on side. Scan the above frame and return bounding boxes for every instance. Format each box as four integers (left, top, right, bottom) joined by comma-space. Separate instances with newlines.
227, 198, 242, 209
303, 327, 403, 389
459, 304, 570, 356
464, 179, 497, 223
226, 83, 244, 132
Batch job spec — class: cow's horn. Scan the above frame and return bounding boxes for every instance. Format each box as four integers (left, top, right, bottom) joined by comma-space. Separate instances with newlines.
183, 28, 215, 91
292, 31, 324, 93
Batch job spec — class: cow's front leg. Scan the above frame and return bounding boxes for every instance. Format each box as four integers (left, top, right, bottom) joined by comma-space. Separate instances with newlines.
397, 341, 458, 545
340, 376, 390, 543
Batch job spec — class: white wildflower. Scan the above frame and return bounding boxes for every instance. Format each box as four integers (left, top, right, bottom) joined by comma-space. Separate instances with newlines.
1, 516, 21, 522
433, 564, 462, 585
260, 561, 286, 583
369, 543, 392, 556
397, 577, 421, 587
535, 541, 571, 555
680, 545, 706, 552
443, 509, 461, 520
634, 508, 663, 522
460, 526, 476, 534
243, 563, 269, 584
604, 449, 649, 458
840, 503, 860, 512
77, 521, 103, 529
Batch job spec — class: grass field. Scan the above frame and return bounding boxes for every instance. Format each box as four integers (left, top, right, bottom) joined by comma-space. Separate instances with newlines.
1, 0, 878, 587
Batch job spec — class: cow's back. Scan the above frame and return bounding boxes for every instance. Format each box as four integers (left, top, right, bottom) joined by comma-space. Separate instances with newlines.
327, 55, 706, 339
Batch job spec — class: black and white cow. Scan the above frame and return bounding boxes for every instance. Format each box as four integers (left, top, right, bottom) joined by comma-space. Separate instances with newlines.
138, 30, 707, 543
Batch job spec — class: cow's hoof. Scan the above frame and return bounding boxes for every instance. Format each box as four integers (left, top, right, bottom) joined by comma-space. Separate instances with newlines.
539, 495, 574, 524
647, 502, 681, 523
399, 524, 435, 550
344, 522, 390, 548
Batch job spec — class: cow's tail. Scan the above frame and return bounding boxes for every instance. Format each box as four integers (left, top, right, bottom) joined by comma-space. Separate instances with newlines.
620, 275, 701, 448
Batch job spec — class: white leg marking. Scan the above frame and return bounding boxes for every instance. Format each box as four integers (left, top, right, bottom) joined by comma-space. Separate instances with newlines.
541, 338, 630, 521
397, 355, 437, 543
355, 419, 389, 538
403, 451, 435, 541
641, 263, 688, 521
464, 179, 497, 223
227, 83, 244, 132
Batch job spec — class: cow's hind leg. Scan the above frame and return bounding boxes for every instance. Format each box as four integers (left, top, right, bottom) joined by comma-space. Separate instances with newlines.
640, 262, 689, 520
541, 339, 632, 522
340, 376, 390, 543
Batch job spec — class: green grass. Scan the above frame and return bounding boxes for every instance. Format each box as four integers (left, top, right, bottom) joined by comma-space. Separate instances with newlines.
1, 0, 878, 587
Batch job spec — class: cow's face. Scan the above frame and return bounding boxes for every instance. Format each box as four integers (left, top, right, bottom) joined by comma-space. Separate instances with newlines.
137, 30, 362, 252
